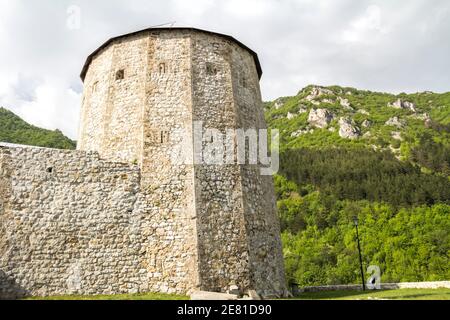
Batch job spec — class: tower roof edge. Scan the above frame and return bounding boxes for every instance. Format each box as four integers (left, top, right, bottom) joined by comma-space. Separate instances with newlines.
80, 27, 263, 82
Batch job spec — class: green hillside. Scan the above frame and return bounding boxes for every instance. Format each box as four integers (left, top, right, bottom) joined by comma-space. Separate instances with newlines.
266, 85, 450, 287
0, 107, 76, 150
1, 86, 449, 288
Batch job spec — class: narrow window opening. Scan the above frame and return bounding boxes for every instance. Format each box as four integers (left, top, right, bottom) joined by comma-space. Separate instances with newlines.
160, 131, 170, 144
206, 62, 218, 75
46, 167, 53, 173
92, 81, 98, 93
115, 69, 125, 80
159, 63, 166, 74
148, 130, 170, 145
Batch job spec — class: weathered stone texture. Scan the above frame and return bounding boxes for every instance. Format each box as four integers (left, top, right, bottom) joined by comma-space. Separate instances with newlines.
0, 145, 146, 298
0, 28, 286, 299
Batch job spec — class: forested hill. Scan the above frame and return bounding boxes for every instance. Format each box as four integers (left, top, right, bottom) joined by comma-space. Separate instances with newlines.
266, 85, 450, 287
0, 107, 76, 150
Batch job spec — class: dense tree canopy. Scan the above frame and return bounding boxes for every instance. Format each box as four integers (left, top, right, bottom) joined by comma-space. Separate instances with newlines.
279, 148, 450, 207
267, 85, 450, 287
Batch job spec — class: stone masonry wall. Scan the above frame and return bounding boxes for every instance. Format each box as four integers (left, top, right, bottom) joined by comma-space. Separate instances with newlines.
230, 38, 286, 296
139, 31, 199, 293
191, 32, 286, 296
77, 31, 200, 294
1, 29, 286, 298
78, 34, 147, 164
0, 143, 201, 299
0, 145, 152, 299
191, 33, 251, 293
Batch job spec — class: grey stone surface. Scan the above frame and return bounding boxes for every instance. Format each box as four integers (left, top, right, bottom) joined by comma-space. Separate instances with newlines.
308, 109, 334, 128
389, 99, 417, 112
338, 117, 361, 139
190, 291, 239, 300
227, 285, 240, 295
385, 116, 405, 128
361, 119, 371, 128
248, 289, 262, 300
304, 86, 333, 102
0, 28, 287, 299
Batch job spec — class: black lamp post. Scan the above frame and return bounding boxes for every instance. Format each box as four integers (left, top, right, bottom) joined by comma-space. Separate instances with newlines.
353, 216, 366, 291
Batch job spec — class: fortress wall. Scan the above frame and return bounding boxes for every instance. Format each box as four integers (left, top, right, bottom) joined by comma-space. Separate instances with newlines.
191, 34, 251, 292
0, 145, 157, 299
230, 46, 286, 296
78, 35, 148, 164
77, 46, 113, 153
12, 28, 288, 298
100, 35, 148, 163
138, 30, 199, 294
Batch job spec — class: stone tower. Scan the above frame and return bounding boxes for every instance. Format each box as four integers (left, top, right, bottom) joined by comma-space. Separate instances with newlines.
77, 27, 286, 297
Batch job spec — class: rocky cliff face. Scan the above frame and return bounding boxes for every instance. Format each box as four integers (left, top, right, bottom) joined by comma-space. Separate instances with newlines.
308, 108, 335, 129
264, 85, 450, 161
338, 117, 360, 139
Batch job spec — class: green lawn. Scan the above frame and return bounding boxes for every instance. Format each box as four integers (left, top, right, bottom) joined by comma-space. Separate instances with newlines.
25, 292, 189, 300
24, 288, 450, 300
292, 288, 450, 300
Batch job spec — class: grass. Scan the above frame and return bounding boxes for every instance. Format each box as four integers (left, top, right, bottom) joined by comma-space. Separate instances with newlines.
23, 288, 450, 300
292, 288, 450, 300
25, 292, 189, 300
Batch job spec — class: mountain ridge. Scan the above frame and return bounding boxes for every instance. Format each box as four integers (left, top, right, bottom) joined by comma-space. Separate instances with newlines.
265, 85, 449, 286
265, 84, 450, 176
0, 107, 76, 150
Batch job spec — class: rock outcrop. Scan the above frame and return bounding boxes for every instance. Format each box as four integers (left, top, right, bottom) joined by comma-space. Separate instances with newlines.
411, 113, 431, 121
362, 119, 371, 128
339, 97, 353, 110
308, 109, 334, 128
391, 131, 403, 141
298, 105, 308, 114
338, 117, 361, 139
304, 86, 333, 101
274, 98, 284, 109
389, 99, 417, 112
291, 128, 314, 137
358, 109, 370, 115
385, 116, 405, 128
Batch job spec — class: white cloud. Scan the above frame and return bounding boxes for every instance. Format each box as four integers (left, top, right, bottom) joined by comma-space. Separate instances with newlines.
0, 0, 449, 139
222, 0, 276, 18
1, 76, 81, 139
170, 0, 214, 19
342, 5, 389, 43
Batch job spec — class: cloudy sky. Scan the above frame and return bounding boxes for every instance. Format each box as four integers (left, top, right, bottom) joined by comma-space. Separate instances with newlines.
0, 0, 449, 139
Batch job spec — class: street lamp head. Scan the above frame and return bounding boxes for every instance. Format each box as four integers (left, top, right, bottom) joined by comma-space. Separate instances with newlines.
353, 216, 359, 226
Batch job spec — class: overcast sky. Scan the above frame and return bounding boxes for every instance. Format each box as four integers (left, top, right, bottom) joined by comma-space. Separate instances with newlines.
0, 0, 449, 139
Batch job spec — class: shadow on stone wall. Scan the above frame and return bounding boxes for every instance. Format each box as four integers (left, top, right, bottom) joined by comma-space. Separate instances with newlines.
0, 270, 30, 300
